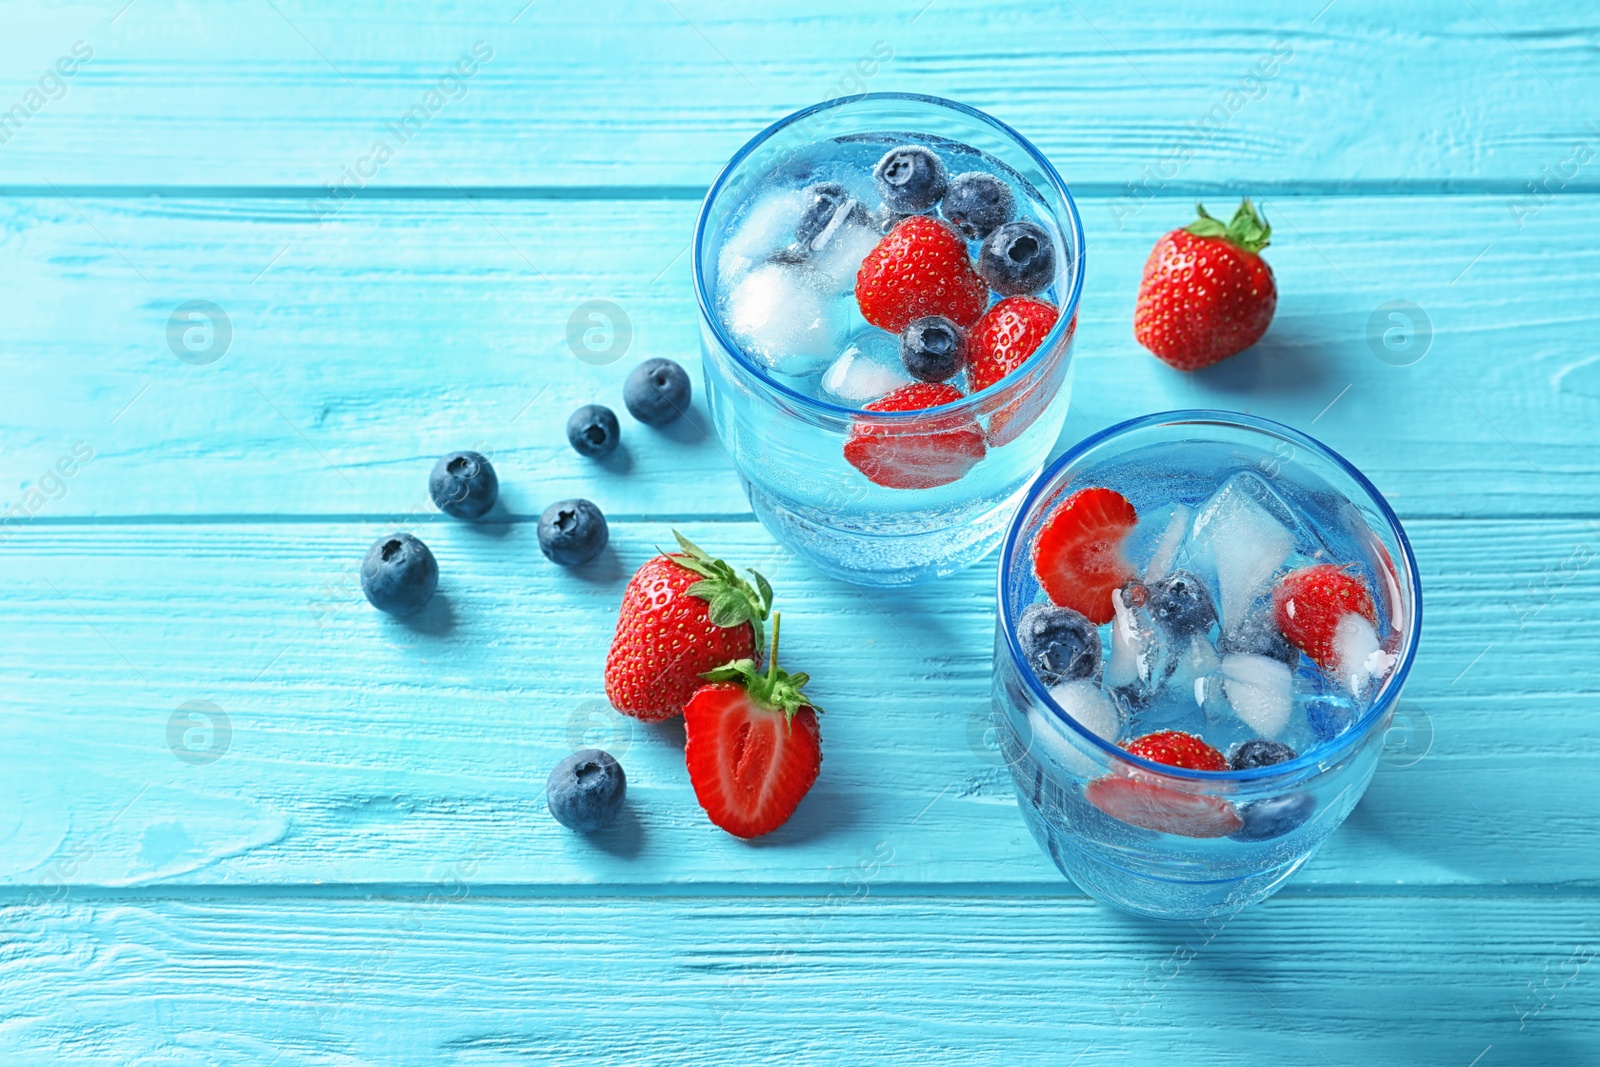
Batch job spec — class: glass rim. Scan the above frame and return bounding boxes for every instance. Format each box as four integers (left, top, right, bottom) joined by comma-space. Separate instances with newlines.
691, 91, 1087, 424
996, 408, 1424, 783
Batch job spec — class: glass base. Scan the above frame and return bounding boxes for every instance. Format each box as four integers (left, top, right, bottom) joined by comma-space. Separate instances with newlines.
741, 476, 1027, 586
1015, 789, 1315, 920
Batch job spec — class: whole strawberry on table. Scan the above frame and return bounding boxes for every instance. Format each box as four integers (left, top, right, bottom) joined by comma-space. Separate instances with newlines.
605, 532, 772, 723
1134, 198, 1277, 371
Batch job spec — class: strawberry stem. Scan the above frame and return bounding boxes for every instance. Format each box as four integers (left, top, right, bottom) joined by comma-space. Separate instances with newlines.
1185, 197, 1271, 255
767, 613, 781, 689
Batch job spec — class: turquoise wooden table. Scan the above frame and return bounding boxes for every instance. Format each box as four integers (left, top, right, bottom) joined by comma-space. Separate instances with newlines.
3, 2, 1597, 1063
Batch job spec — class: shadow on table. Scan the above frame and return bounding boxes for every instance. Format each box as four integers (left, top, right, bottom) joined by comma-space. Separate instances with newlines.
396, 590, 457, 637
1188, 323, 1336, 401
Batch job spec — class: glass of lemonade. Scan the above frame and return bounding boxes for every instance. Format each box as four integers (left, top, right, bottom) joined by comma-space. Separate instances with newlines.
694, 93, 1085, 586
992, 411, 1422, 919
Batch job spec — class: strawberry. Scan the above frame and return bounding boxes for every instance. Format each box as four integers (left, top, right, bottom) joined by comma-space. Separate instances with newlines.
842, 382, 987, 490
968, 297, 1061, 393
684, 614, 822, 839
855, 215, 988, 333
967, 297, 1067, 447
605, 532, 772, 722
1123, 729, 1229, 771
1133, 198, 1276, 371
1272, 564, 1379, 672
1085, 777, 1243, 838
1030, 487, 1138, 625
1085, 729, 1241, 838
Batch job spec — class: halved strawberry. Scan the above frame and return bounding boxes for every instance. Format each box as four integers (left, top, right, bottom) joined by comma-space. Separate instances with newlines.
855, 215, 989, 333
1086, 729, 1240, 838
843, 382, 987, 490
1085, 777, 1243, 838
1272, 564, 1378, 671
1031, 487, 1138, 625
684, 615, 822, 839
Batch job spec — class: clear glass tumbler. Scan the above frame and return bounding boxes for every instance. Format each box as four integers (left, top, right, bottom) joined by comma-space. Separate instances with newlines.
694, 93, 1085, 586
992, 411, 1422, 919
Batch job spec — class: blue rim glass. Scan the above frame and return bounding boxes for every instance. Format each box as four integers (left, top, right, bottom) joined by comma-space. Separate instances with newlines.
692, 92, 1087, 423
997, 409, 1423, 783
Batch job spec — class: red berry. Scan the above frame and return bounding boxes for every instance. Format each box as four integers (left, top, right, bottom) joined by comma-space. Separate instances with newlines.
683, 616, 822, 839
842, 382, 987, 490
855, 215, 988, 334
1085, 777, 1243, 838
967, 297, 1066, 447
1272, 564, 1379, 671
1133, 199, 1277, 371
1030, 487, 1138, 625
1124, 729, 1229, 771
605, 533, 771, 722
1085, 729, 1240, 838
968, 297, 1060, 392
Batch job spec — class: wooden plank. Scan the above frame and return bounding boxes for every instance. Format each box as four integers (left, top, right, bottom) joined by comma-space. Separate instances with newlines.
0, 517, 1592, 889
2, 2, 1596, 189
1, 893, 1594, 1065
1, 194, 1596, 522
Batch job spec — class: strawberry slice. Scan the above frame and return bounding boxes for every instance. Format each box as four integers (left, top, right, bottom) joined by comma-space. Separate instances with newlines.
1272, 564, 1378, 671
1085, 777, 1243, 838
843, 382, 987, 490
1086, 729, 1240, 838
684, 615, 822, 839
1031, 487, 1138, 625
855, 215, 989, 333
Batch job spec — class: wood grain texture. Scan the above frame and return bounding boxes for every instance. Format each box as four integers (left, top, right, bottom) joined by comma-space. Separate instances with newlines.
3, 194, 1596, 522
3, 893, 1597, 1066
1, 518, 1591, 890
3, 1, 1598, 188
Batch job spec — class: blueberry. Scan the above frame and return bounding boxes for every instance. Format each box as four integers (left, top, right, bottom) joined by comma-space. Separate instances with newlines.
360, 533, 438, 616
873, 145, 948, 213
1230, 793, 1316, 842
1229, 739, 1298, 770
978, 219, 1056, 297
942, 172, 1016, 240
566, 404, 620, 458
1148, 570, 1216, 638
1017, 603, 1101, 686
546, 748, 626, 832
428, 451, 499, 520
1220, 614, 1299, 666
538, 498, 609, 566
624, 358, 692, 426
870, 204, 928, 235
793, 182, 865, 249
898, 316, 966, 383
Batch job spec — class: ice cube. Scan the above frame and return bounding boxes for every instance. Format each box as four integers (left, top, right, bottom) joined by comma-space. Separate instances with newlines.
717, 186, 807, 285
723, 262, 849, 377
1169, 633, 1222, 698
1332, 613, 1396, 697
1139, 503, 1192, 583
1189, 472, 1296, 633
806, 205, 882, 293
1104, 585, 1175, 703
1215, 653, 1293, 737
819, 330, 913, 406
1035, 679, 1122, 777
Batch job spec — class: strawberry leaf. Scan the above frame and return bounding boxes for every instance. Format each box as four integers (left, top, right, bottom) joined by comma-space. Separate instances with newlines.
670, 530, 771, 648
1185, 198, 1271, 255
699, 614, 820, 723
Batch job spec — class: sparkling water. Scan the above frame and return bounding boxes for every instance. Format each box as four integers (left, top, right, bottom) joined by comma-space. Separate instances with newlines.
697, 126, 1080, 585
